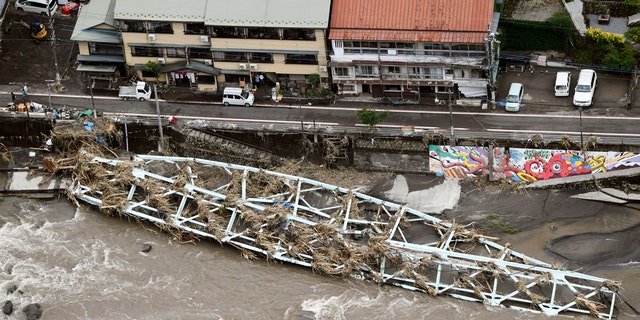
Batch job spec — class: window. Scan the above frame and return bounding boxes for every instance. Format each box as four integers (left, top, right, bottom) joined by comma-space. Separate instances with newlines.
130, 46, 163, 57
89, 42, 123, 56
333, 67, 350, 77
198, 75, 216, 84
212, 26, 245, 38
285, 54, 317, 65
450, 43, 485, 57
166, 47, 186, 58
120, 20, 146, 33
409, 67, 423, 78
189, 47, 211, 59
386, 66, 401, 74
213, 51, 247, 62
342, 84, 356, 92
282, 28, 316, 40
249, 52, 273, 63
384, 85, 402, 91
184, 22, 207, 35
148, 21, 173, 34
357, 65, 377, 76
343, 41, 377, 54
247, 27, 279, 39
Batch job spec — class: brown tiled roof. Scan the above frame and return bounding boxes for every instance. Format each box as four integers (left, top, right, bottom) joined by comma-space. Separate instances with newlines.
329, 0, 494, 43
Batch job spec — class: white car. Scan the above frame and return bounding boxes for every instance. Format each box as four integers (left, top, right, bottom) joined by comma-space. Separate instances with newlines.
505, 82, 524, 112
573, 69, 597, 107
554, 71, 571, 97
14, 0, 58, 17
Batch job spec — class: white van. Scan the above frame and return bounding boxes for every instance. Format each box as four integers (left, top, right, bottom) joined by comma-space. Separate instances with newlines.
15, 0, 58, 16
573, 69, 597, 107
505, 82, 524, 112
222, 87, 255, 107
554, 71, 571, 97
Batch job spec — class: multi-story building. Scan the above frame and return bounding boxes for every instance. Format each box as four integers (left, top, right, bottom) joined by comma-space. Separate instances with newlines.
108, 0, 330, 92
328, 0, 498, 100
70, 0, 125, 88
204, 0, 331, 92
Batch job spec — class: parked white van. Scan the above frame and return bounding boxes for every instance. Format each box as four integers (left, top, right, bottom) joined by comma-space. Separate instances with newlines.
222, 87, 255, 107
15, 0, 58, 17
554, 71, 571, 97
573, 69, 597, 107
505, 82, 524, 112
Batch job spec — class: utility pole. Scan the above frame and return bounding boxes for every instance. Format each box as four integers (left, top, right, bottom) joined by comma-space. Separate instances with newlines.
45, 79, 54, 110
48, 16, 61, 85
448, 86, 454, 144
154, 84, 165, 152
90, 77, 97, 118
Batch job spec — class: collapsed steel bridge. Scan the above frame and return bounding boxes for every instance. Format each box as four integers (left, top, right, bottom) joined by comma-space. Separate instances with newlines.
70, 154, 620, 319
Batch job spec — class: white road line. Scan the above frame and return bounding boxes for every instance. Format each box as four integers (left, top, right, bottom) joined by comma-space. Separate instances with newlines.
103, 112, 339, 126
487, 128, 640, 137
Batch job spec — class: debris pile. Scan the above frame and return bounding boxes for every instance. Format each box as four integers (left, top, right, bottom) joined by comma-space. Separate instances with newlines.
43, 117, 123, 174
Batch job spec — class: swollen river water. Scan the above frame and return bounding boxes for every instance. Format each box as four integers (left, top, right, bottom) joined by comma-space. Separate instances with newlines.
1, 196, 638, 320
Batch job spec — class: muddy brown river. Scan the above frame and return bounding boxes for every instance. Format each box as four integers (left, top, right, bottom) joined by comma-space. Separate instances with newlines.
1, 173, 639, 319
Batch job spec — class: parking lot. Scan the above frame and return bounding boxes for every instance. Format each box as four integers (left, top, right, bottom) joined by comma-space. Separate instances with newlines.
496, 62, 635, 114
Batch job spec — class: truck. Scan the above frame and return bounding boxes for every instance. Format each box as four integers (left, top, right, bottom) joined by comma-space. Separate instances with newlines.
119, 81, 152, 101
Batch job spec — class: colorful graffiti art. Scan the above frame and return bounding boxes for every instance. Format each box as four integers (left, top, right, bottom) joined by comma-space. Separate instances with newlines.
429, 146, 640, 182
429, 146, 490, 178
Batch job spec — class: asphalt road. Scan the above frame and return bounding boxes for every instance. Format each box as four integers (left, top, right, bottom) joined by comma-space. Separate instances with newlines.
8, 89, 640, 149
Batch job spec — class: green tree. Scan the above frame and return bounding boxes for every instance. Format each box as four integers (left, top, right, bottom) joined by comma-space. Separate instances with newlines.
603, 43, 637, 69
307, 73, 320, 87
357, 108, 389, 128
144, 60, 161, 83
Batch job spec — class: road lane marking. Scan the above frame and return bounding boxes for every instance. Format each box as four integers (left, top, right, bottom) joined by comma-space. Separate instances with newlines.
487, 128, 640, 137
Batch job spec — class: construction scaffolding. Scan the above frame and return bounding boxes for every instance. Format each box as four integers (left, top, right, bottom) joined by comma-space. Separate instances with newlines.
70, 154, 621, 319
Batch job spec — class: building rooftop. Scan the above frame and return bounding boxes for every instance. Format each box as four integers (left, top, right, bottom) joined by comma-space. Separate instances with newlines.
329, 0, 494, 43
71, 0, 120, 43
112, 0, 330, 28
114, 0, 207, 22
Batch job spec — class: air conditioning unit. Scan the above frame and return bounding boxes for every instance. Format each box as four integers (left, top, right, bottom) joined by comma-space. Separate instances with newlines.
148, 34, 156, 41
200, 35, 209, 43
204, 59, 213, 65
157, 58, 166, 64
239, 63, 247, 70
318, 66, 328, 72
249, 63, 258, 70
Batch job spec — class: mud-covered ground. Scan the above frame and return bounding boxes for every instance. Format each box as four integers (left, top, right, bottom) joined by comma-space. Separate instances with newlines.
0, 9, 79, 89
367, 173, 640, 317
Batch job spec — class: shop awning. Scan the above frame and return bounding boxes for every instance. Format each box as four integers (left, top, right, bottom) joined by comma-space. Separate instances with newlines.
158, 60, 220, 75
77, 54, 125, 63
76, 64, 118, 73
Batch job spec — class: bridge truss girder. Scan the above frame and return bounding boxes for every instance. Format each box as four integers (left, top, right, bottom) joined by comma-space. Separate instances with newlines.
70, 154, 620, 319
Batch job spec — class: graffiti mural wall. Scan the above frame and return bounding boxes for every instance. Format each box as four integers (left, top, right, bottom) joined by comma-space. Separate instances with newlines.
428, 146, 491, 178
429, 145, 640, 182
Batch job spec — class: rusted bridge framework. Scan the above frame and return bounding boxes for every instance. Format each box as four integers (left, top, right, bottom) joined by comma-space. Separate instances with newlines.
70, 154, 620, 319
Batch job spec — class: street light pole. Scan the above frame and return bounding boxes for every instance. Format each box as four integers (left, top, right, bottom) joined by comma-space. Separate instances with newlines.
154, 84, 165, 152
578, 107, 584, 152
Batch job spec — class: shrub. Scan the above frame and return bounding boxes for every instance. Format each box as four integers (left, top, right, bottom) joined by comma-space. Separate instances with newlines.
625, 26, 640, 42
357, 108, 389, 128
585, 27, 625, 46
